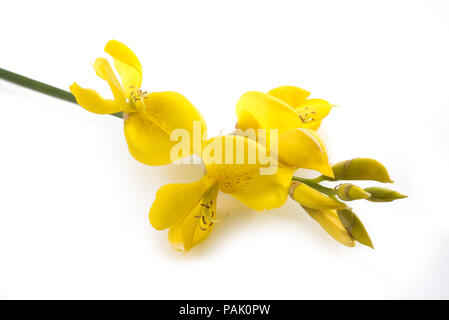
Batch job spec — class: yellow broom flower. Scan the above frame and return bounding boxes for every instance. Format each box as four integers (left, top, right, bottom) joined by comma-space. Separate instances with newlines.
70, 40, 206, 166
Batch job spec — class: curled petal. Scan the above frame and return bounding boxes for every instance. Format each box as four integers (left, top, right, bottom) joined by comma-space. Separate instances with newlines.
236, 91, 302, 132
70, 83, 124, 114
278, 128, 334, 177
104, 40, 142, 97
268, 85, 310, 107
124, 91, 207, 166
149, 175, 215, 231
93, 58, 126, 103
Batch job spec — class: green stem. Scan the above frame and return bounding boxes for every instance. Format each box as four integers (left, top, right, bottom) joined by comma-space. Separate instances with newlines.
0, 68, 123, 119
310, 175, 327, 184
292, 176, 336, 196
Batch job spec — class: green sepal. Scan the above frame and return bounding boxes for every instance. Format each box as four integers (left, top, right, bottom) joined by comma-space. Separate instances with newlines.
337, 208, 374, 249
364, 187, 407, 202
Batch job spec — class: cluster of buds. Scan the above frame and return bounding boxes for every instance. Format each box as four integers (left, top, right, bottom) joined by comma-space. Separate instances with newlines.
289, 158, 406, 248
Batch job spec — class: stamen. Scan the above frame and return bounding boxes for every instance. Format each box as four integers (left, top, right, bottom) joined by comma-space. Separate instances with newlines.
197, 183, 219, 231
298, 109, 317, 123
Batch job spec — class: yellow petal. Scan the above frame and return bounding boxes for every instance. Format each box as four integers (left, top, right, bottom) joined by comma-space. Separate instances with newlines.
124, 91, 207, 165
303, 120, 322, 131
69, 83, 124, 114
236, 91, 302, 132
331, 158, 393, 183
303, 207, 355, 247
278, 128, 334, 177
149, 175, 215, 231
295, 99, 334, 130
289, 181, 346, 210
168, 184, 219, 253
104, 40, 143, 97
267, 85, 311, 107
93, 58, 126, 104
202, 135, 295, 211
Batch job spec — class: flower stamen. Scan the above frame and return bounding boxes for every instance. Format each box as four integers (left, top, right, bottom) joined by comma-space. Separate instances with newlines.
298, 107, 317, 124
198, 184, 219, 231
128, 86, 148, 112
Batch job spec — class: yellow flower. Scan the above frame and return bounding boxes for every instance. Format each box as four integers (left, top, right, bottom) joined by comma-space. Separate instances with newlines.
70, 40, 206, 166
149, 135, 295, 253
235, 87, 334, 177
235, 87, 347, 245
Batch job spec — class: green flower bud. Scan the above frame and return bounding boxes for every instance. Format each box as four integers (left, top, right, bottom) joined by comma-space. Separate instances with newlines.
336, 183, 371, 201
330, 158, 393, 183
337, 208, 374, 249
364, 187, 407, 202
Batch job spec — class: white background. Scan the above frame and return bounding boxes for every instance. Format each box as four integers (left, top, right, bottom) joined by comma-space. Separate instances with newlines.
1, 0, 448, 299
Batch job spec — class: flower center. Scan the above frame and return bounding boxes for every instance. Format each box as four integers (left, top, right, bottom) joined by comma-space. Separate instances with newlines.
195, 183, 219, 231
297, 106, 316, 123
127, 86, 148, 112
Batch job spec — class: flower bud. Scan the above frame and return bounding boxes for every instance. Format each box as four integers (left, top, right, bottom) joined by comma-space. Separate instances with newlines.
302, 206, 355, 247
336, 183, 371, 201
337, 208, 374, 249
364, 187, 407, 202
289, 181, 346, 210
330, 158, 393, 183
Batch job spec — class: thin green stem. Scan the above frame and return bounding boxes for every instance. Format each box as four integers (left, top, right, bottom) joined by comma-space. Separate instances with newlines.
292, 176, 336, 196
310, 175, 327, 184
0, 68, 123, 119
